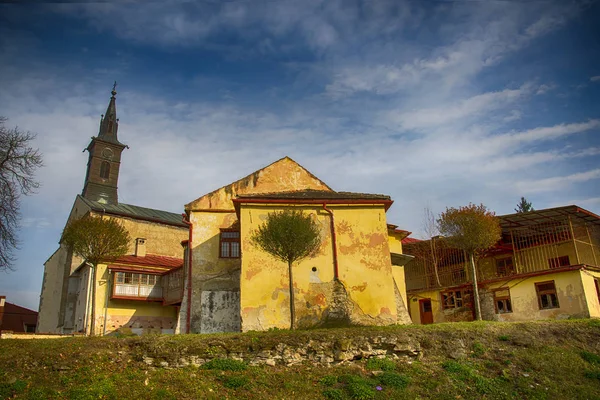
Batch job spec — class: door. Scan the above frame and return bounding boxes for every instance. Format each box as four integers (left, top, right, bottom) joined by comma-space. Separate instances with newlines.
419, 298, 434, 325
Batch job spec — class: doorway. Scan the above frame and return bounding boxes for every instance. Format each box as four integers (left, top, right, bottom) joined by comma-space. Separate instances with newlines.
419, 298, 434, 324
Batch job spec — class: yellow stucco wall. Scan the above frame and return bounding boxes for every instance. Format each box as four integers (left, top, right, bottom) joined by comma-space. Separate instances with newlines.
239, 203, 398, 331
409, 270, 592, 324
580, 270, 600, 318
91, 264, 178, 335
484, 270, 589, 321
103, 214, 188, 258
185, 157, 332, 211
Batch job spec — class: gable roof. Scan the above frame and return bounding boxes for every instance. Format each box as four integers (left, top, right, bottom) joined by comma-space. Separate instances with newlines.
77, 195, 187, 228
185, 156, 333, 211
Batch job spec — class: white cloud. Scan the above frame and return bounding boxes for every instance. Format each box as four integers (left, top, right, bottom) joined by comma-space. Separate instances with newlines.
515, 169, 600, 193
591, 76, 600, 82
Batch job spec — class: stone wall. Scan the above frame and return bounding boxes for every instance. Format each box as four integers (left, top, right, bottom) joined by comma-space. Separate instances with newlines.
140, 333, 421, 368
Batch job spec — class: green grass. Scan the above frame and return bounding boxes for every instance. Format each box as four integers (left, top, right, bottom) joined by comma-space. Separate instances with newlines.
1, 320, 600, 399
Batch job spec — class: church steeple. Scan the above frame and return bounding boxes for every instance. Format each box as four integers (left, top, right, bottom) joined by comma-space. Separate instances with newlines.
97, 82, 122, 144
82, 83, 128, 205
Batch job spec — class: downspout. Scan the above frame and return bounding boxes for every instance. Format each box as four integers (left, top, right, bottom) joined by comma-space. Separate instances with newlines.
322, 203, 339, 280
102, 270, 111, 336
182, 213, 193, 334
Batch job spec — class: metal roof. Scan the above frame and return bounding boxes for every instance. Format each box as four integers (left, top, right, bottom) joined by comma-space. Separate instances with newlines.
499, 205, 600, 231
78, 195, 187, 227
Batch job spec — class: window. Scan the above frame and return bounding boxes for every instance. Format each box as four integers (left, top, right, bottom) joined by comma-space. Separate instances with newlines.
535, 281, 559, 309
113, 272, 162, 299
220, 230, 240, 258
496, 257, 514, 276
441, 289, 472, 310
548, 256, 570, 269
493, 288, 512, 314
100, 161, 110, 179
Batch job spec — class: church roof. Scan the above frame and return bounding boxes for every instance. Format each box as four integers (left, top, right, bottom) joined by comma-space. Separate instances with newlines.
77, 195, 187, 228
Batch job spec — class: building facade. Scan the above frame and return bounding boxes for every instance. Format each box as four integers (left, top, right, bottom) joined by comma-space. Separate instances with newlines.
38, 87, 413, 335
404, 206, 600, 324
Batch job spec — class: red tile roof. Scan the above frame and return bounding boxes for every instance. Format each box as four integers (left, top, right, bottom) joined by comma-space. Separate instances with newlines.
401, 237, 422, 244
111, 254, 184, 269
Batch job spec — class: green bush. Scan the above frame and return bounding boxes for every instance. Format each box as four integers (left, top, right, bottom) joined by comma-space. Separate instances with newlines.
222, 375, 250, 389
498, 335, 510, 342
202, 358, 247, 371
442, 360, 468, 374
365, 358, 396, 371
320, 375, 338, 387
347, 381, 376, 400
379, 372, 409, 389
584, 370, 600, 380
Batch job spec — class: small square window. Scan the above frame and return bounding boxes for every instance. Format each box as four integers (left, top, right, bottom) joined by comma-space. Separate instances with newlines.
220, 230, 241, 258
535, 281, 559, 309
493, 288, 513, 314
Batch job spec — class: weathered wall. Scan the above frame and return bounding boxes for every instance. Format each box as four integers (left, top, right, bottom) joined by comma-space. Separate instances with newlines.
407, 288, 473, 325
185, 157, 332, 211
92, 264, 178, 335
188, 211, 241, 333
101, 214, 188, 258
579, 270, 600, 318
239, 204, 401, 331
482, 270, 589, 322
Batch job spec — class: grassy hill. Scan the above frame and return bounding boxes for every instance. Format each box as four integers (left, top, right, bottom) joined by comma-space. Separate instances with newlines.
1, 320, 600, 399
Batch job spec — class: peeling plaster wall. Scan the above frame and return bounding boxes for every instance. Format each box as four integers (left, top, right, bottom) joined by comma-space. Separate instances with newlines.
200, 290, 240, 333
410, 270, 592, 324
482, 270, 590, 321
188, 211, 241, 334
239, 204, 403, 331
185, 157, 332, 211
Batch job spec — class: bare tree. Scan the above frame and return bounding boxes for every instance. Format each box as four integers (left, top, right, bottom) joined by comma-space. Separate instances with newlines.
422, 207, 442, 287
0, 117, 43, 271
62, 215, 130, 335
250, 210, 322, 329
438, 204, 501, 321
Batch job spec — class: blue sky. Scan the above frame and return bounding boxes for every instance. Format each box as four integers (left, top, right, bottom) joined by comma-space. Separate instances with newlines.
1, 0, 599, 311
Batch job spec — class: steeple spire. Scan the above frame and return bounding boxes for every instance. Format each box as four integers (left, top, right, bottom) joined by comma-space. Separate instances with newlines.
98, 81, 121, 144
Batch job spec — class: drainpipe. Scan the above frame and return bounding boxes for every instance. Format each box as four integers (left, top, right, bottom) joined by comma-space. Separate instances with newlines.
322, 203, 339, 280
102, 270, 111, 336
182, 213, 193, 334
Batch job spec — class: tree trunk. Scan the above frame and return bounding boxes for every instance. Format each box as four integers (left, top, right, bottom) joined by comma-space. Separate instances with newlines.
90, 264, 97, 336
288, 261, 295, 330
469, 253, 482, 321
431, 239, 442, 287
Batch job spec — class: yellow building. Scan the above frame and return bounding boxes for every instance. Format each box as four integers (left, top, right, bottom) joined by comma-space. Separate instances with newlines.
39, 87, 413, 335
404, 206, 600, 324
182, 158, 413, 333
38, 87, 188, 335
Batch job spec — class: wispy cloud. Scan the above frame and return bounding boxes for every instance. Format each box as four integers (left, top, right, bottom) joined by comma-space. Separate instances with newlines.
591, 76, 600, 82
515, 169, 600, 193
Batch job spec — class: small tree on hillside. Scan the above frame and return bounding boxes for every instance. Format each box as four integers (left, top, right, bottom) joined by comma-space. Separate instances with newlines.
62, 215, 130, 335
250, 210, 322, 329
515, 197, 534, 213
438, 204, 501, 321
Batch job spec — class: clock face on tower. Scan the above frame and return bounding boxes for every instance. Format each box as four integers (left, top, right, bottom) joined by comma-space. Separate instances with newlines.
102, 147, 114, 159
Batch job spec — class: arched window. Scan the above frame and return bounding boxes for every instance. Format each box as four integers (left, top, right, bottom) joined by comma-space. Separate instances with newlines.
100, 161, 110, 179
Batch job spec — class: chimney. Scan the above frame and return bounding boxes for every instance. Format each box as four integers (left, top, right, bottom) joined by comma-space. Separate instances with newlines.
135, 238, 147, 257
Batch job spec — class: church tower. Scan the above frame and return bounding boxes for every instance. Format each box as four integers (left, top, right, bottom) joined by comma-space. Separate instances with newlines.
82, 83, 127, 205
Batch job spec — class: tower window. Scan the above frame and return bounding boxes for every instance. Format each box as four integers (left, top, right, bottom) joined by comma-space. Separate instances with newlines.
100, 161, 110, 179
